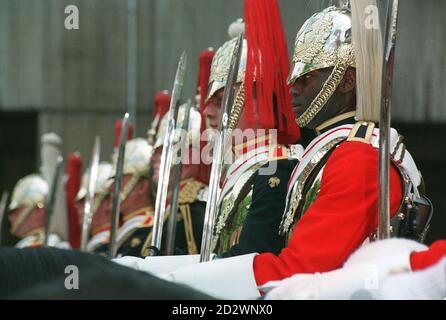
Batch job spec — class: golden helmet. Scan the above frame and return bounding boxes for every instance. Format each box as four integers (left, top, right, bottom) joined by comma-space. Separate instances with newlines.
288, 6, 356, 127
153, 103, 202, 151
206, 19, 247, 103
121, 138, 153, 177
9, 174, 48, 211
8, 174, 48, 234
109, 138, 154, 202
75, 162, 113, 201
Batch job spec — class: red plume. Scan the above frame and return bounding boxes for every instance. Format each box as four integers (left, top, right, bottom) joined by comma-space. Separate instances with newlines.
65, 153, 82, 248
197, 48, 215, 114
244, 0, 300, 144
153, 91, 171, 119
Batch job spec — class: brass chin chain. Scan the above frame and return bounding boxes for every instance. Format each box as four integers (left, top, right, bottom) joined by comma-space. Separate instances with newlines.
296, 61, 349, 128
119, 174, 141, 203
227, 83, 245, 130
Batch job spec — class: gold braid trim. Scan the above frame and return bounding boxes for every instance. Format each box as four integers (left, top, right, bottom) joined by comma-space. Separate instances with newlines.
296, 46, 354, 128
178, 178, 207, 205
140, 233, 153, 257
92, 191, 107, 216
92, 175, 141, 218
279, 137, 345, 236
228, 82, 246, 130
140, 210, 170, 257
179, 204, 198, 255
211, 162, 263, 250
123, 206, 154, 222
90, 222, 111, 236
21, 228, 44, 240
120, 174, 141, 202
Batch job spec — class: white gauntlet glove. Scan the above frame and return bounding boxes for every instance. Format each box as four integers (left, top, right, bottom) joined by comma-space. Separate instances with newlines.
263, 239, 427, 300
160, 253, 260, 300
113, 254, 209, 275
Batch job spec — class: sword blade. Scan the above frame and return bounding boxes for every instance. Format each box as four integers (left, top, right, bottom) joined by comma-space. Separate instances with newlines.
147, 52, 187, 256
108, 113, 130, 258
165, 99, 192, 255
200, 33, 244, 262
378, 0, 399, 240
80, 136, 101, 251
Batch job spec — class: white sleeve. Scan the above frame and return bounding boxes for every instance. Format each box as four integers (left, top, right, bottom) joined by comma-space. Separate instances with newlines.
380, 257, 446, 300
264, 239, 428, 300
264, 251, 413, 300
113, 254, 205, 274
164, 253, 260, 300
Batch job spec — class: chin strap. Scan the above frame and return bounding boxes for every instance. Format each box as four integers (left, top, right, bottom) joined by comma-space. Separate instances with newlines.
296, 46, 354, 128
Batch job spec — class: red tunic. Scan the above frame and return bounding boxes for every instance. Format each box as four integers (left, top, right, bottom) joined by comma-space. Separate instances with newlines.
254, 141, 403, 285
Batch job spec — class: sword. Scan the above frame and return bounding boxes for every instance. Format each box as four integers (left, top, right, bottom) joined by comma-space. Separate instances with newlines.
0, 191, 10, 244
145, 51, 187, 256
200, 33, 244, 262
80, 136, 101, 251
165, 99, 192, 255
378, 0, 399, 240
44, 156, 64, 246
108, 113, 130, 258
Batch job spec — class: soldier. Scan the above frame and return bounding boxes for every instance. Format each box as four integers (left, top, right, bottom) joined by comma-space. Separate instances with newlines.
251, 2, 431, 287
143, 49, 215, 256
112, 138, 156, 258
116, 102, 210, 257
75, 162, 113, 256
115, 0, 300, 278
202, 21, 300, 257
7, 174, 69, 248
122, 4, 299, 268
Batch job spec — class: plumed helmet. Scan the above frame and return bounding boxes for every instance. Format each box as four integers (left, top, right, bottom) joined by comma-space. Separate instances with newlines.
206, 19, 247, 103
288, 6, 356, 128
75, 162, 113, 201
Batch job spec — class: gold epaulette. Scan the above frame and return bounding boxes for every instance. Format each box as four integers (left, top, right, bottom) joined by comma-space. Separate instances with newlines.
123, 206, 154, 224
347, 121, 376, 144
178, 177, 207, 205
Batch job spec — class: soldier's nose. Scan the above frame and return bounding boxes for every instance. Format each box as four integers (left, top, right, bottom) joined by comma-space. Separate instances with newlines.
290, 79, 303, 97
204, 103, 217, 118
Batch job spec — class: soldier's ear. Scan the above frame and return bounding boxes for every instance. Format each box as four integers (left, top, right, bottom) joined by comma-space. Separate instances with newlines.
338, 68, 356, 94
